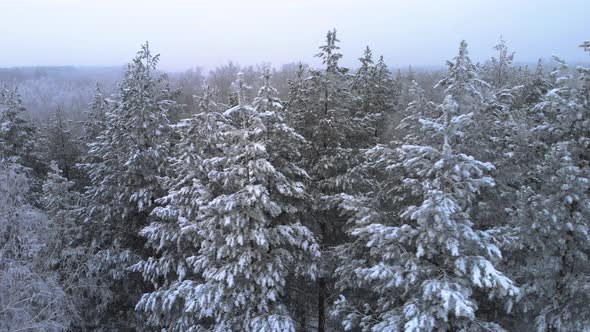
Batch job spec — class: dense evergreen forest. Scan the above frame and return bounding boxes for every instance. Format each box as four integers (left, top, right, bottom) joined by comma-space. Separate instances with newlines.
1, 31, 590, 331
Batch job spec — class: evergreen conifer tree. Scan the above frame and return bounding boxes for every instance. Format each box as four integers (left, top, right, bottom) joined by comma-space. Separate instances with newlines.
83, 42, 180, 328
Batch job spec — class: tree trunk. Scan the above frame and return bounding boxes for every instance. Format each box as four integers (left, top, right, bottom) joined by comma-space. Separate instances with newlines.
318, 277, 326, 332
297, 296, 307, 332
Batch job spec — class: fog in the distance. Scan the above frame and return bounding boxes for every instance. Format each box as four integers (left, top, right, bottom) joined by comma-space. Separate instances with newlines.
1, 0, 588, 70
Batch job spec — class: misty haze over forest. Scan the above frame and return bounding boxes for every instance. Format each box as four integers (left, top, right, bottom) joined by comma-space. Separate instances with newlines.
1, 1, 590, 332
1, 0, 589, 69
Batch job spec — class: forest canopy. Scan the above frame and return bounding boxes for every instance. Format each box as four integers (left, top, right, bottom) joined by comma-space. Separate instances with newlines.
1, 31, 590, 332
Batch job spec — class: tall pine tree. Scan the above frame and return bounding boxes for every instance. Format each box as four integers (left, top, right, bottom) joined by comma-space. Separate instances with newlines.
335, 96, 518, 331
136, 73, 318, 331
83, 42, 180, 328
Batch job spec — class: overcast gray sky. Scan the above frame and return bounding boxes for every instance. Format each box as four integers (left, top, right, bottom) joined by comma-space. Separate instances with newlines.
0, 0, 588, 71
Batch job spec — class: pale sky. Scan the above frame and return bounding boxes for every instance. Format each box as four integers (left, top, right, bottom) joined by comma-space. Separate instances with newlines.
0, 0, 588, 71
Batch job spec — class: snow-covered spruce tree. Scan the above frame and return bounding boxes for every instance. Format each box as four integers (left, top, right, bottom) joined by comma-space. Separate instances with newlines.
285, 62, 311, 133
350, 47, 396, 142
287, 29, 373, 331
437, 40, 507, 170
45, 106, 81, 180
396, 79, 438, 144
375, 55, 401, 142
517, 59, 552, 108
531, 56, 588, 152
330, 142, 405, 331
483, 36, 516, 90
334, 96, 518, 331
435, 40, 490, 113
256, 66, 325, 329
137, 73, 318, 331
331, 54, 414, 332
397, 66, 418, 116
41, 161, 111, 330
464, 42, 534, 230
83, 83, 109, 146
503, 143, 590, 331
253, 65, 283, 115
392, 68, 404, 97
0, 158, 72, 331
350, 45, 378, 143
133, 85, 228, 330
0, 86, 39, 170
498, 48, 590, 331
284, 62, 326, 328
78, 84, 110, 187
83, 42, 179, 329
253, 65, 311, 176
